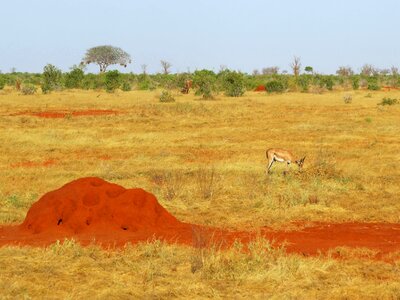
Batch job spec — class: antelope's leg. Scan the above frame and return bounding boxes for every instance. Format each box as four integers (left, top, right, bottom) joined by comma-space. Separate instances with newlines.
267, 159, 274, 174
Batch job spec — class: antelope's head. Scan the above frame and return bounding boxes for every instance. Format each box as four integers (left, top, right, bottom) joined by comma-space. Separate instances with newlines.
295, 156, 306, 169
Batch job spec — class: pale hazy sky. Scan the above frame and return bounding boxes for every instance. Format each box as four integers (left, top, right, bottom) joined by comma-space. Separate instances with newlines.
1, 0, 399, 74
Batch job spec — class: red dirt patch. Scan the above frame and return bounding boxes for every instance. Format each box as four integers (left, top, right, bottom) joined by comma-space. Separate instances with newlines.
10, 159, 57, 168
254, 85, 266, 92
382, 86, 400, 91
11, 110, 119, 118
1, 177, 400, 260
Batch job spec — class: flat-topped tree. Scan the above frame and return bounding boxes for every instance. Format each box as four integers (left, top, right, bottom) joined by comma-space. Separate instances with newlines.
81, 45, 131, 73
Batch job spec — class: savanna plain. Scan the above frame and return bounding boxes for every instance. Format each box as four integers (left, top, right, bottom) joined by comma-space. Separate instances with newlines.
0, 88, 400, 299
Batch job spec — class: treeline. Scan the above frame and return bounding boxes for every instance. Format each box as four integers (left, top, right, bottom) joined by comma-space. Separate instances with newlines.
0, 64, 399, 97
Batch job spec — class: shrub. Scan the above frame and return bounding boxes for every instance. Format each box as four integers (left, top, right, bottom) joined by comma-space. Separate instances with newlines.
104, 70, 121, 92
64, 67, 84, 89
137, 74, 156, 90
81, 73, 105, 90
193, 70, 217, 100
121, 81, 132, 91
265, 80, 286, 93
220, 70, 245, 97
21, 84, 37, 95
41, 64, 63, 94
324, 76, 334, 90
378, 97, 398, 106
343, 94, 352, 104
297, 75, 310, 92
352, 76, 360, 90
367, 77, 380, 90
159, 90, 175, 102
0, 76, 5, 90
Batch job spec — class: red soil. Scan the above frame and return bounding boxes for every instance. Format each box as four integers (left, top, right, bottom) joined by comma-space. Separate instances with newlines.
10, 159, 57, 168
1, 177, 400, 260
12, 110, 119, 118
382, 86, 400, 91
254, 85, 266, 92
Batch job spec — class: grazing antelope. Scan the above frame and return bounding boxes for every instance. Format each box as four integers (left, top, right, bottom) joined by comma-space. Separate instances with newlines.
266, 148, 306, 175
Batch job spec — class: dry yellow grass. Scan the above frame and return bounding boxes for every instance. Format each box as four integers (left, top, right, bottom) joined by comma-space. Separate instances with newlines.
0, 88, 399, 298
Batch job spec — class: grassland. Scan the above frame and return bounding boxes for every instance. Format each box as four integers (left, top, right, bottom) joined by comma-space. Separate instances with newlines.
0, 88, 399, 298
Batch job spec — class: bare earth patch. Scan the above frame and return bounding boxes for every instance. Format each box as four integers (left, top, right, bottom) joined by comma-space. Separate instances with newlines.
10, 159, 57, 168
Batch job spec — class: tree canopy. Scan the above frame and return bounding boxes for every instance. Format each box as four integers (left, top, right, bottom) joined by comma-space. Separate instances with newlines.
81, 45, 131, 73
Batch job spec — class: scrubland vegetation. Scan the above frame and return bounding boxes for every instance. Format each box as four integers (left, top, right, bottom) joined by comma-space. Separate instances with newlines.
0, 82, 399, 297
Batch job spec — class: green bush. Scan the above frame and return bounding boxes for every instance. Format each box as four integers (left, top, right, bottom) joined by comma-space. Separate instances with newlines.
81, 73, 105, 90
378, 97, 398, 106
324, 76, 334, 90
41, 64, 63, 93
297, 75, 311, 92
159, 90, 175, 102
64, 67, 84, 89
104, 70, 121, 92
121, 81, 132, 91
0, 76, 5, 90
352, 76, 360, 90
21, 84, 37, 95
367, 77, 380, 90
193, 70, 217, 99
220, 70, 245, 97
265, 80, 286, 93
137, 74, 156, 90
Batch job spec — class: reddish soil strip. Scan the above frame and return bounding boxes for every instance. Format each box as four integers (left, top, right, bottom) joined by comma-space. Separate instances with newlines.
10, 159, 57, 168
382, 86, 400, 91
0, 177, 399, 259
11, 110, 119, 118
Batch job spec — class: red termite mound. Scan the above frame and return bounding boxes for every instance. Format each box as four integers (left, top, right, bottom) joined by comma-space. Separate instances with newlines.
0, 177, 195, 247
254, 85, 266, 92
21, 177, 182, 234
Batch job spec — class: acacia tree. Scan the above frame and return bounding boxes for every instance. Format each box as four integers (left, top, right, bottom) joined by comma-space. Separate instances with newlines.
160, 60, 172, 74
336, 66, 354, 77
81, 45, 131, 73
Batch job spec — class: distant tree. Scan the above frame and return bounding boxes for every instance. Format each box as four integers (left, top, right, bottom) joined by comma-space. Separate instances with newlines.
304, 66, 313, 74
252, 69, 260, 76
81, 45, 131, 73
360, 64, 378, 76
141, 64, 148, 75
290, 56, 301, 77
391, 66, 398, 76
336, 66, 354, 77
160, 60, 172, 74
262, 67, 279, 75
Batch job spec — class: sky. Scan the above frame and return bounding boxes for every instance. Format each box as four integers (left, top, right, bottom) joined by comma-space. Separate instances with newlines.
1, 0, 399, 74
